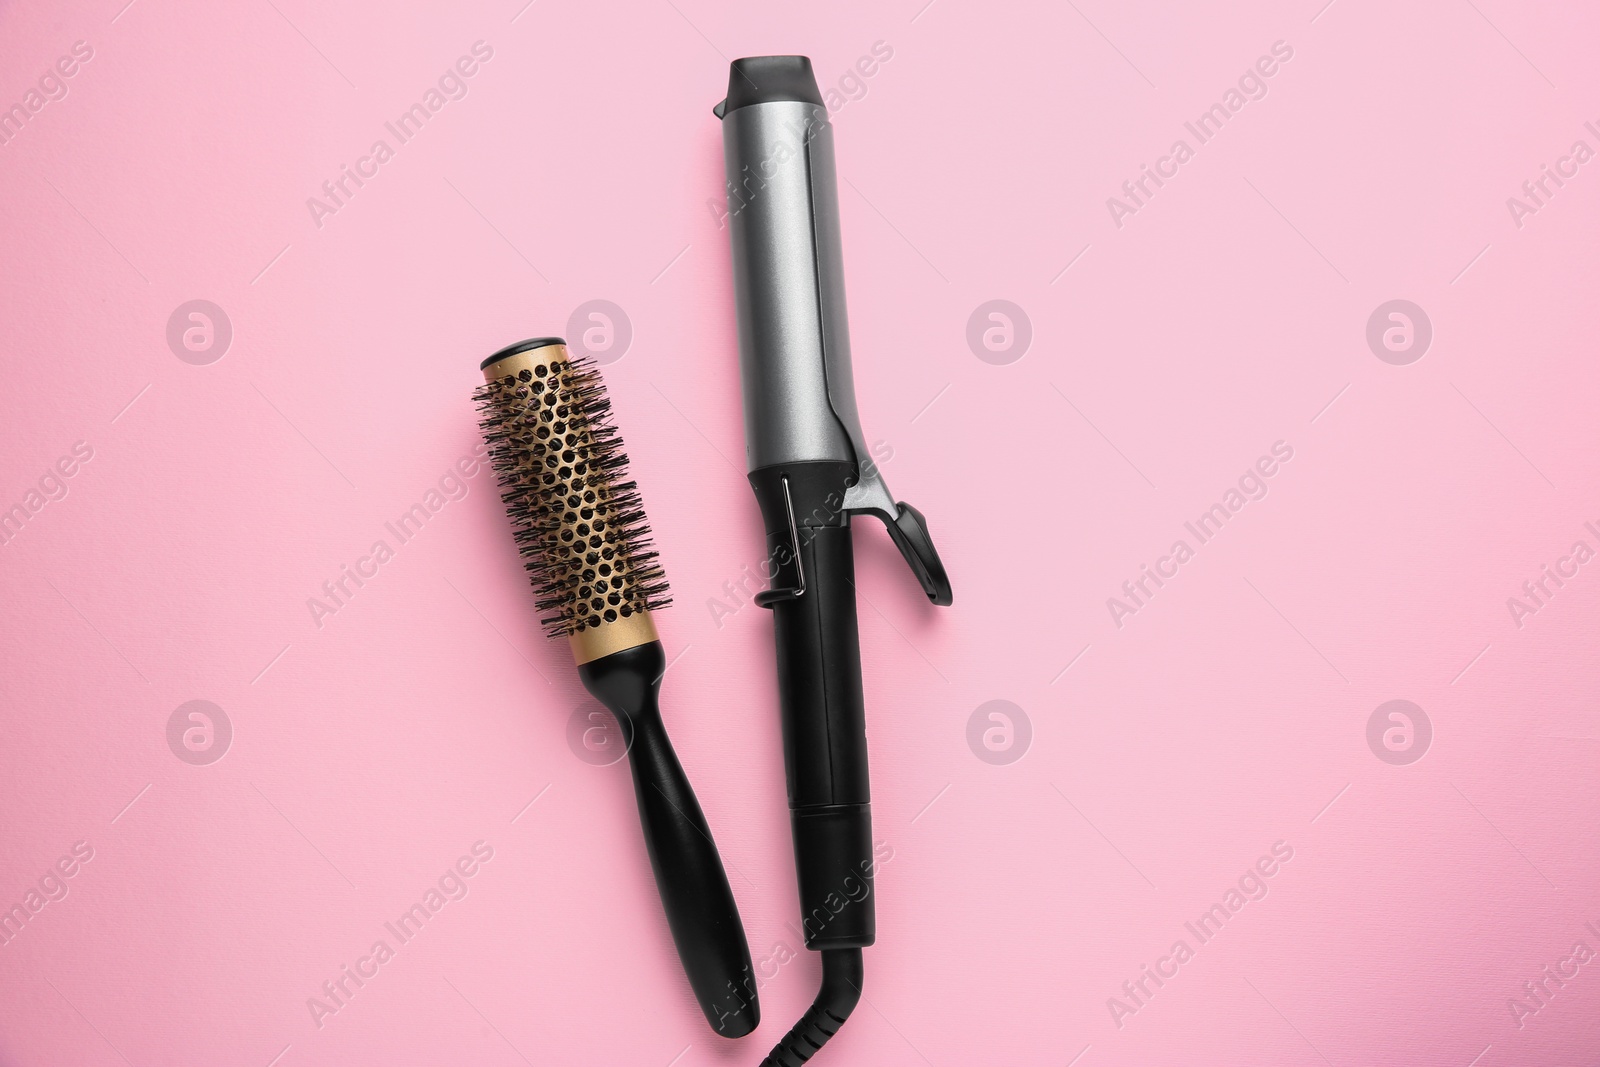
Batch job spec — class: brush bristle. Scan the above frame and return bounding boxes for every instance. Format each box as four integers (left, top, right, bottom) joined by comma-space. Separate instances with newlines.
475, 354, 671, 638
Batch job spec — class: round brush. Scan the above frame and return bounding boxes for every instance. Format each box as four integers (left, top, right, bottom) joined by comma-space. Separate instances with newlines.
475, 337, 759, 1038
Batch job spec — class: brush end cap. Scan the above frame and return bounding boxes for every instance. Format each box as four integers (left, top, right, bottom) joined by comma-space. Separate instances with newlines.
480, 337, 566, 371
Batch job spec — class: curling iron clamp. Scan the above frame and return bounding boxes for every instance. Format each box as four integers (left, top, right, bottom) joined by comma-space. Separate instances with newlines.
714, 55, 952, 1066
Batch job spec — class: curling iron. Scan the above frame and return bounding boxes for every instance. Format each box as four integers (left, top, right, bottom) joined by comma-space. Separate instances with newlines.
714, 55, 952, 1066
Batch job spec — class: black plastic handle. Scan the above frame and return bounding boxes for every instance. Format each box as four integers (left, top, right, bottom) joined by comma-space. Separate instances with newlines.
770, 523, 877, 950
750, 463, 878, 952
577, 641, 759, 1038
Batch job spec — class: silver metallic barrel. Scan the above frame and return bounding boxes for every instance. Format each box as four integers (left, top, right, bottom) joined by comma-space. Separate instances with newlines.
716, 55, 952, 605
716, 57, 873, 479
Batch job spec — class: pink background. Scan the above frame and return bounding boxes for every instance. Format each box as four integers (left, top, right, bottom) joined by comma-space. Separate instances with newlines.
2, 0, 1598, 1063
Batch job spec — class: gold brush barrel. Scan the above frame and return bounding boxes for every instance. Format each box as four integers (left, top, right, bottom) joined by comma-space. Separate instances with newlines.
477, 339, 667, 665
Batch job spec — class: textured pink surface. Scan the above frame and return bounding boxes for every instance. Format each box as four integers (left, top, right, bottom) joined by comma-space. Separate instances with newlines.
2, 0, 1599, 1064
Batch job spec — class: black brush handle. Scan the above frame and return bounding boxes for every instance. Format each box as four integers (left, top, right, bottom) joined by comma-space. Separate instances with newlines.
578, 641, 760, 1038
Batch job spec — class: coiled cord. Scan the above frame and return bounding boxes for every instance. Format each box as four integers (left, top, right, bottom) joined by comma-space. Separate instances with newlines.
759, 949, 863, 1067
